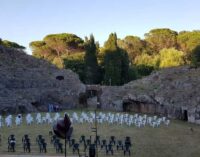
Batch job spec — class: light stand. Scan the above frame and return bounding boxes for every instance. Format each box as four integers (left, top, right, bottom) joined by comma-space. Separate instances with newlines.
65, 132, 67, 157
91, 109, 100, 157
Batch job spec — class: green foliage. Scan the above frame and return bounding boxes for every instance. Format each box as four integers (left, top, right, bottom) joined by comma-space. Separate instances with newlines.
121, 49, 130, 83
135, 64, 154, 77
145, 28, 178, 53
128, 66, 139, 80
84, 34, 101, 84
177, 31, 200, 61
104, 52, 122, 85
64, 52, 85, 60
158, 48, 185, 68
118, 36, 145, 63
134, 53, 158, 68
191, 45, 200, 67
104, 33, 118, 51
134, 53, 156, 76
30, 41, 57, 61
44, 33, 84, 55
28, 28, 200, 85
134, 48, 184, 75
1, 40, 25, 49
103, 33, 130, 85
64, 54, 85, 82
30, 33, 84, 68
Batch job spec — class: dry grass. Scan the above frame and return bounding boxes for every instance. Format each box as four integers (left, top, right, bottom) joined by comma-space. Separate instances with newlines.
0, 110, 200, 157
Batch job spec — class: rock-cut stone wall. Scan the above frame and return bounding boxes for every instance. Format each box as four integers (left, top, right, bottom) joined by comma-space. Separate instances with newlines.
0, 46, 86, 114
99, 66, 200, 124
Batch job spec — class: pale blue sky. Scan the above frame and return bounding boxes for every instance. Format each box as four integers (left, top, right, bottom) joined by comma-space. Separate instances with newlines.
0, 0, 200, 54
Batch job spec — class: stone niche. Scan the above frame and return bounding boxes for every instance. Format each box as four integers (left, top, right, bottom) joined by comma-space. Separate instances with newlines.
85, 85, 102, 108
56, 75, 64, 80
122, 100, 157, 114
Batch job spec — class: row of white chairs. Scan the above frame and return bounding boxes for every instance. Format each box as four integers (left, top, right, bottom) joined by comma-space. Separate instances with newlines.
0, 111, 170, 128
69, 112, 170, 128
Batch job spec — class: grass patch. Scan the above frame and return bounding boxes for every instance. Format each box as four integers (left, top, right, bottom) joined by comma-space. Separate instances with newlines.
0, 110, 200, 157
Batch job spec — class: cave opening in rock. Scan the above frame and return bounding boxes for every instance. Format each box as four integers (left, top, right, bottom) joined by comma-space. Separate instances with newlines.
56, 75, 64, 80
31, 101, 40, 108
79, 93, 87, 107
123, 102, 130, 112
123, 101, 141, 112
183, 110, 188, 121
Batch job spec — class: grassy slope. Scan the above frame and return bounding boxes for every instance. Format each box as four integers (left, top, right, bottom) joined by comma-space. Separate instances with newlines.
0, 110, 200, 157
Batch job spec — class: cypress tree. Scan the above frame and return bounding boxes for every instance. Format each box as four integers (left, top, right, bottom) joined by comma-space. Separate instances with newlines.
103, 33, 129, 85
84, 34, 100, 84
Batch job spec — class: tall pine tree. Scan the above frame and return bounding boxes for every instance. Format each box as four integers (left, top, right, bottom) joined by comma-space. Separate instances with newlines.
84, 34, 100, 84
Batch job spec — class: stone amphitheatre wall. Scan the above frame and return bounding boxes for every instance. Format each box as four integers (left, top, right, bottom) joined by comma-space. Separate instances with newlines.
0, 46, 86, 114
98, 67, 200, 124
1, 46, 200, 124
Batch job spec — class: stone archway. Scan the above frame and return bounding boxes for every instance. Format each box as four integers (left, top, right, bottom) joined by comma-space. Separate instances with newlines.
85, 85, 102, 108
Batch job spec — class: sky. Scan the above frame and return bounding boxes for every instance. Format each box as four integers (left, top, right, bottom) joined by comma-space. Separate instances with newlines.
0, 0, 200, 54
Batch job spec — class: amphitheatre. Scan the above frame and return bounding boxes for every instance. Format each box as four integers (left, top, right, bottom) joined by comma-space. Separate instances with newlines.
0, 44, 200, 157
1, 0, 200, 156
1, 45, 200, 124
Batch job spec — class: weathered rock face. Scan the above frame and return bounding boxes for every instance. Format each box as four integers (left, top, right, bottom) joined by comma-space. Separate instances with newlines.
99, 66, 200, 124
0, 46, 85, 114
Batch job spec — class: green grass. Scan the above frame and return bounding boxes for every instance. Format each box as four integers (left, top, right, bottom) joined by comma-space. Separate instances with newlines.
0, 110, 200, 157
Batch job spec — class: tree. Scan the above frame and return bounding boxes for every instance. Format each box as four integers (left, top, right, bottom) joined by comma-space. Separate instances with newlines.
121, 49, 130, 83
44, 33, 84, 68
177, 31, 200, 59
191, 45, 200, 67
103, 33, 129, 85
30, 41, 57, 61
118, 36, 145, 63
158, 48, 185, 68
64, 59, 85, 82
84, 34, 101, 84
145, 28, 178, 53
128, 66, 138, 80
134, 53, 156, 76
135, 65, 154, 77
1, 40, 25, 49
30, 33, 84, 68
134, 53, 158, 67
64, 52, 85, 82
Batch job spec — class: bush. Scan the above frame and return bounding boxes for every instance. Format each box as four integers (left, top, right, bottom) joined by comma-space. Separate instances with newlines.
158, 48, 185, 68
